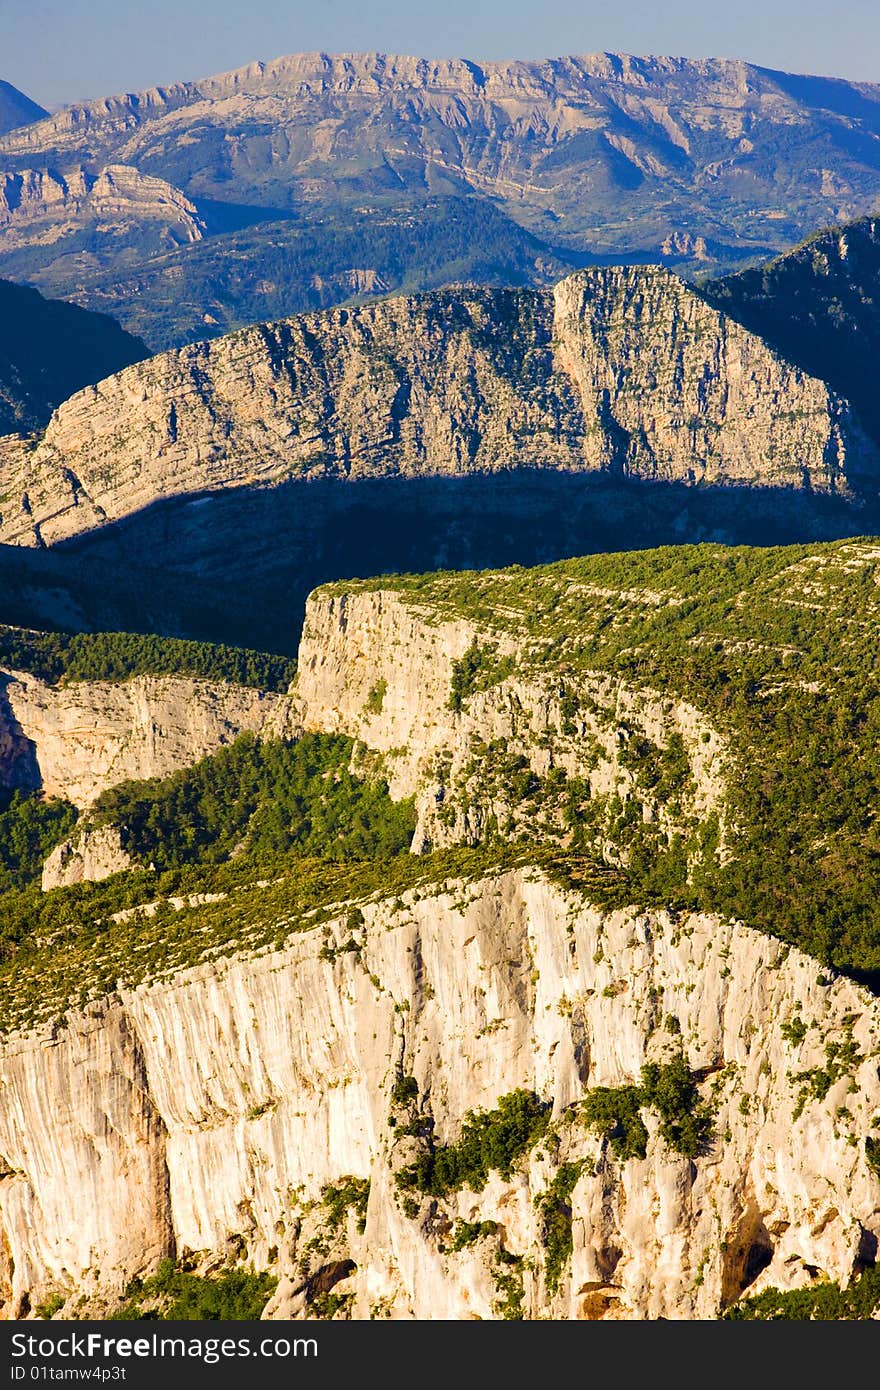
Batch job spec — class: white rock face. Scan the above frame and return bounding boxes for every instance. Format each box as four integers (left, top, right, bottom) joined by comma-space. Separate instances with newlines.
0, 868, 877, 1320
0, 1000, 172, 1312
0, 669, 289, 807
0, 165, 204, 253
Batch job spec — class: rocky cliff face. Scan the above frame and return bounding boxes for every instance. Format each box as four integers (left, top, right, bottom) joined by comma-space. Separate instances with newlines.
0, 670, 287, 807
0, 163, 205, 296
0, 268, 873, 549
294, 587, 727, 857
1, 553, 880, 1320
1, 867, 877, 1320
705, 214, 880, 449
0, 165, 204, 250
40, 823, 132, 891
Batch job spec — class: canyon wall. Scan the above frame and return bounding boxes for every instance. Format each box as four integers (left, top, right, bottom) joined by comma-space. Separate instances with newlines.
0, 669, 288, 807
0, 868, 877, 1319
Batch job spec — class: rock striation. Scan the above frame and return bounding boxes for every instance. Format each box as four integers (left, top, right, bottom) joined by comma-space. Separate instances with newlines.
1, 557, 879, 1319
705, 213, 880, 449
0, 268, 875, 549
0, 164, 204, 258
0, 867, 878, 1319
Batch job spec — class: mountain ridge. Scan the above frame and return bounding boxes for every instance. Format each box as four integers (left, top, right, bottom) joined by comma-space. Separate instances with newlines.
1, 266, 873, 553
13, 49, 880, 124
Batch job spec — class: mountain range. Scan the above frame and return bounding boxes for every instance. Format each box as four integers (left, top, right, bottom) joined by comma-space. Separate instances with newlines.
2, 52, 880, 346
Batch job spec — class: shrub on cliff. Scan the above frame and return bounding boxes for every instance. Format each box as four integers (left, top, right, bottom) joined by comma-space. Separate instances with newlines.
113, 1259, 276, 1320
396, 1089, 551, 1195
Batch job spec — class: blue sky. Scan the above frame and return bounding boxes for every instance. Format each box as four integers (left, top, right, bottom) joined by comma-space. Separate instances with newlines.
2, 0, 878, 108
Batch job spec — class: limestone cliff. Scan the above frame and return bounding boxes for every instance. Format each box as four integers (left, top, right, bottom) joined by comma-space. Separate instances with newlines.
0, 669, 287, 807
0, 268, 874, 549
0, 165, 204, 248
0, 867, 877, 1320
705, 214, 880, 449
12, 579, 728, 891
1, 552, 880, 1320
0, 166, 205, 293
292, 587, 728, 857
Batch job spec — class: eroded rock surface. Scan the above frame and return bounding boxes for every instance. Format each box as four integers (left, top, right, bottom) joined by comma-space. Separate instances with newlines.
0, 868, 877, 1320
0, 669, 287, 807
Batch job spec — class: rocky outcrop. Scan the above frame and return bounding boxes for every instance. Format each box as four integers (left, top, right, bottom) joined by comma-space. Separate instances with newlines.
4, 579, 727, 888
0, 269, 874, 548
0, 867, 877, 1319
41, 823, 132, 890
0, 165, 204, 254
0, 998, 172, 1314
552, 271, 865, 490
0, 670, 288, 807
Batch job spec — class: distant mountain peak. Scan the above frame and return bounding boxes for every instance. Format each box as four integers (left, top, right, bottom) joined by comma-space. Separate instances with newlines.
0, 50, 831, 129
0, 81, 48, 136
